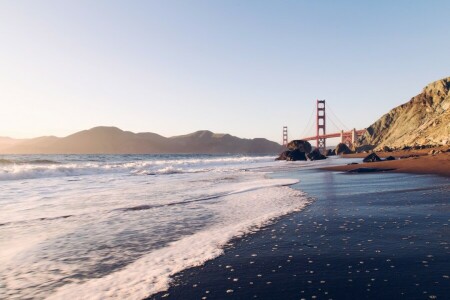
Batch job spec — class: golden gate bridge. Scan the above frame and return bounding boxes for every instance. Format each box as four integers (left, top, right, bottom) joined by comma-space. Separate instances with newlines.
282, 100, 366, 154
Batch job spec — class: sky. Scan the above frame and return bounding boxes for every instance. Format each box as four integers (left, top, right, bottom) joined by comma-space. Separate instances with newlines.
0, 1, 449, 143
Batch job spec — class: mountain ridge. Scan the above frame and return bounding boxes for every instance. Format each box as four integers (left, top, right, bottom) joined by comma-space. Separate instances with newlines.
0, 127, 282, 154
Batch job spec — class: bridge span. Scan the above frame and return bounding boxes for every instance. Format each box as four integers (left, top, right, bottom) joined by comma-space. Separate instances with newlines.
302, 128, 366, 150
283, 100, 366, 154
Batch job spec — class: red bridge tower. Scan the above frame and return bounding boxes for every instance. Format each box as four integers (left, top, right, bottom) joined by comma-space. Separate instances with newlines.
316, 100, 326, 154
282, 126, 288, 146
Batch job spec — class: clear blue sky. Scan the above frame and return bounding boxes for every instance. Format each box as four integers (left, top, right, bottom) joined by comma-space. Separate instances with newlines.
1, 1, 449, 143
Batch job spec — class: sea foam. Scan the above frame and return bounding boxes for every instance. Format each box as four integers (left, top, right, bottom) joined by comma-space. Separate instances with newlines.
0, 154, 310, 299
0, 155, 275, 181
47, 180, 307, 300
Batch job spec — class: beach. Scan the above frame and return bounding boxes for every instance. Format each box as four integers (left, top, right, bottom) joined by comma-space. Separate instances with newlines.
1, 154, 449, 299
325, 150, 450, 177
150, 158, 450, 299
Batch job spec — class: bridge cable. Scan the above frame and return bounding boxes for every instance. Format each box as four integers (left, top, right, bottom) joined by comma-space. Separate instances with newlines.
300, 104, 316, 138
326, 102, 349, 131
327, 114, 344, 134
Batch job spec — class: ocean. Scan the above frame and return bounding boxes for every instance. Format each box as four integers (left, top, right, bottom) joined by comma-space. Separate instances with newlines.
0, 154, 317, 299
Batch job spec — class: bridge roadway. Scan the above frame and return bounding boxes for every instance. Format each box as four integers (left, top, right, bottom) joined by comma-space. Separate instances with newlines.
301, 129, 366, 143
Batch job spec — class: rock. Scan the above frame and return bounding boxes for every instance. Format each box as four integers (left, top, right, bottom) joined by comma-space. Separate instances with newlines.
382, 146, 393, 152
275, 150, 291, 161
347, 162, 359, 165
275, 149, 308, 161
277, 140, 311, 161
363, 153, 382, 163
335, 143, 353, 155
286, 140, 312, 153
286, 149, 307, 161
356, 144, 374, 153
428, 149, 437, 155
326, 149, 336, 156
307, 149, 327, 161
385, 156, 396, 161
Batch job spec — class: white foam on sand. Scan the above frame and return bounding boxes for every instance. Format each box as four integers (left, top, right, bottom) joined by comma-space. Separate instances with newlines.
1, 155, 316, 299
47, 179, 308, 300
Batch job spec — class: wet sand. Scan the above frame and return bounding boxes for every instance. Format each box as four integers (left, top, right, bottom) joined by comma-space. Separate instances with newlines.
325, 151, 450, 177
148, 168, 450, 299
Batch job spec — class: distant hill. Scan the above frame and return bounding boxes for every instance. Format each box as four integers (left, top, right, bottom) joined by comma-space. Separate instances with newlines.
0, 127, 282, 154
359, 77, 450, 149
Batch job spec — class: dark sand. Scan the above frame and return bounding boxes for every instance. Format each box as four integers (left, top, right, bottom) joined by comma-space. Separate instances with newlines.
325, 151, 450, 177
149, 167, 450, 299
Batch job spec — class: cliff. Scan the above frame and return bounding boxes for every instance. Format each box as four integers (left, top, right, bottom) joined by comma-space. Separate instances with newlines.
359, 77, 450, 149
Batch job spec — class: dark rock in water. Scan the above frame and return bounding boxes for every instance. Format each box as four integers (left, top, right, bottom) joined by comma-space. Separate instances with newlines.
307, 149, 327, 161
356, 144, 374, 153
348, 167, 395, 173
363, 153, 382, 162
286, 149, 307, 161
275, 150, 291, 161
275, 149, 307, 161
326, 149, 336, 156
385, 156, 396, 161
335, 143, 353, 155
347, 162, 359, 165
286, 140, 312, 153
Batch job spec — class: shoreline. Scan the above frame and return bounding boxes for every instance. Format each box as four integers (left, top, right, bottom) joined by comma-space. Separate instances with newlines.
323, 150, 450, 177
148, 164, 450, 299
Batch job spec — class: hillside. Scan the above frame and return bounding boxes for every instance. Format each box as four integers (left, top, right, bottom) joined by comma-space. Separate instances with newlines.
0, 127, 282, 154
359, 77, 450, 149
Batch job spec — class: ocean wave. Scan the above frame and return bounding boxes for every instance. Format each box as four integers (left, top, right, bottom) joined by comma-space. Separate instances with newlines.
0, 158, 13, 165
0, 160, 306, 299
0, 158, 61, 165
45, 179, 307, 300
0, 155, 276, 181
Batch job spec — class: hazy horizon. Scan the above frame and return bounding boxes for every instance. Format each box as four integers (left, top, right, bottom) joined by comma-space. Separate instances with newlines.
1, 1, 449, 143
0, 126, 279, 140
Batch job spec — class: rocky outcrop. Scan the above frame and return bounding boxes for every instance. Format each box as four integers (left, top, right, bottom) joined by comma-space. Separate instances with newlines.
326, 149, 336, 156
363, 153, 382, 163
276, 140, 311, 161
359, 77, 450, 149
286, 140, 312, 153
286, 149, 307, 161
335, 143, 353, 155
276, 149, 308, 161
307, 149, 327, 161
276, 150, 291, 161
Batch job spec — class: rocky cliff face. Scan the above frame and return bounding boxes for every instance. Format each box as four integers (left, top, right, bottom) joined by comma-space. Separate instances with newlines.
359, 77, 450, 149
